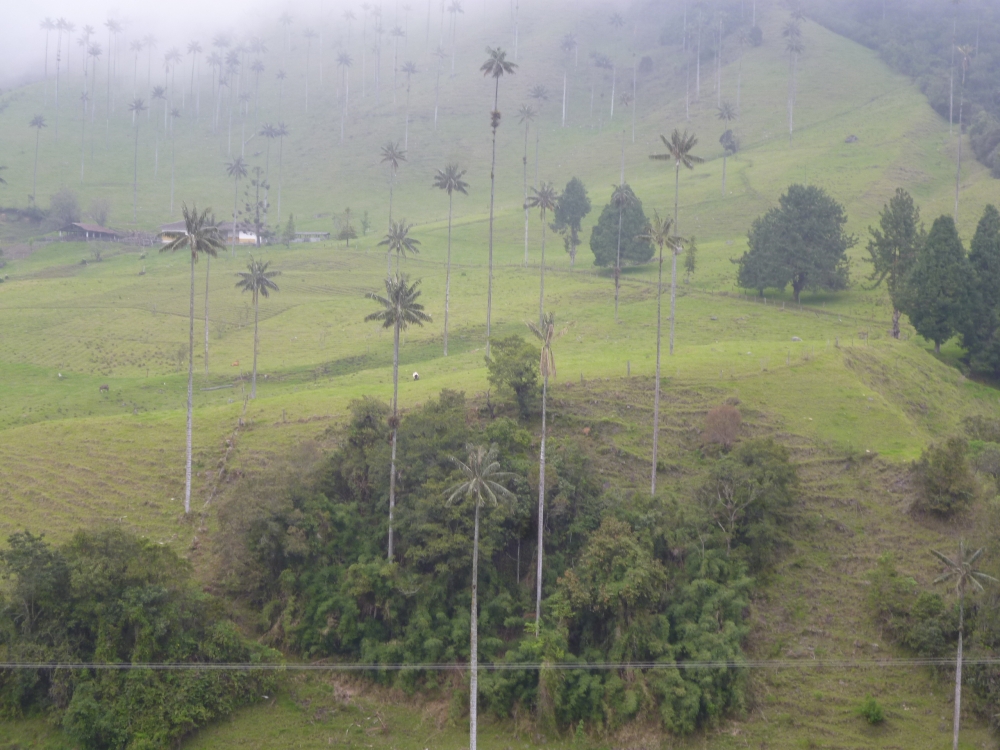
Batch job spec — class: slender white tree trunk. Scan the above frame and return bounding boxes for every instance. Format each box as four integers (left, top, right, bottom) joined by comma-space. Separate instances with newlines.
486, 79, 499, 357
523, 123, 529, 267
203, 257, 211, 375
651, 239, 665, 495
722, 154, 727, 195
953, 600, 964, 750
470, 501, 480, 750
539, 211, 547, 328
670, 165, 680, 355
388, 320, 400, 559
251, 292, 259, 398
615, 207, 623, 322
185, 254, 195, 514
561, 72, 566, 127
445, 194, 453, 356
534, 374, 547, 636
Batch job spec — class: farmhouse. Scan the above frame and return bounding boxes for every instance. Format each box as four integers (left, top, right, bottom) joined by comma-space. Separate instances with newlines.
158, 221, 259, 245
59, 223, 122, 241
294, 231, 331, 243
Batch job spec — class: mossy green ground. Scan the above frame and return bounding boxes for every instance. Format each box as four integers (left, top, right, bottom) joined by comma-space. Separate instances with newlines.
1, 1, 999, 747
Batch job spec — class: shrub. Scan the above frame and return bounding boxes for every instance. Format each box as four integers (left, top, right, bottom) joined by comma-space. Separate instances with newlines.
857, 694, 885, 724
485, 335, 540, 418
911, 437, 978, 516
48, 188, 80, 229
703, 404, 742, 450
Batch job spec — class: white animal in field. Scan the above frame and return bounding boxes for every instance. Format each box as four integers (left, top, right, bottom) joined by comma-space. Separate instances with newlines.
412, 372, 420, 381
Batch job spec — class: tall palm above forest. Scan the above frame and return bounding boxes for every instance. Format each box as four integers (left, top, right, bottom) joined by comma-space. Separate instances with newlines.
445, 443, 515, 750
526, 182, 560, 328
365, 275, 432, 560
527, 311, 557, 637
518, 104, 536, 267
160, 204, 224, 515
235, 257, 281, 399
29, 115, 47, 205
433, 164, 469, 356
649, 129, 702, 357
637, 212, 681, 496
480, 46, 517, 356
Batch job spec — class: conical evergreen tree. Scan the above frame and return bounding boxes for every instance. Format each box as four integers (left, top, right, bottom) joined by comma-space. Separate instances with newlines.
904, 215, 969, 354
960, 205, 1000, 373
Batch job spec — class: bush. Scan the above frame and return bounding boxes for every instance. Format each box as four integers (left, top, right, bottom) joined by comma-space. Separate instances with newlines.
485, 335, 540, 418
703, 404, 742, 450
857, 694, 885, 724
48, 187, 81, 229
911, 437, 978, 516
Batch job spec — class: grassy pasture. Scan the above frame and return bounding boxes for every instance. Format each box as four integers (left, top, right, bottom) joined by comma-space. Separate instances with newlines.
2, 0, 1000, 747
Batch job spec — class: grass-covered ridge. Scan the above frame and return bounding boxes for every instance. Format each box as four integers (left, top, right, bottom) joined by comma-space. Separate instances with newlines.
3, 0, 1000, 747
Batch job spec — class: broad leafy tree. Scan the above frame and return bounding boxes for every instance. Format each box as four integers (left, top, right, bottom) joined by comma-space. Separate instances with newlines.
433, 164, 469, 356
527, 312, 557, 636
610, 183, 638, 322
650, 130, 703, 355
480, 46, 517, 357
552, 177, 591, 268
365, 275, 432, 559
590, 185, 652, 269
866, 188, 924, 338
445, 444, 515, 750
736, 184, 854, 303
160, 204, 225, 514
235, 257, 280, 399
903, 214, 968, 354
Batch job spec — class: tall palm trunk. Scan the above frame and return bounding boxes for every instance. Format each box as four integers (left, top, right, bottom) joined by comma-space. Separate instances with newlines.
204, 258, 211, 375
955, 66, 966, 221
470, 500, 481, 750
251, 291, 260, 398
539, 211, 547, 328
444, 192, 453, 356
387, 176, 395, 274
277, 135, 284, 219
388, 318, 400, 560
561, 72, 567, 127
523, 121, 530, 267
132, 123, 140, 221
486, 78, 499, 357
953, 596, 964, 750
721, 152, 727, 195
651, 240, 664, 495
615, 207, 624, 322
185, 254, 195, 515
670, 164, 681, 355
232, 176, 239, 257
32, 130, 41, 204
535, 372, 547, 636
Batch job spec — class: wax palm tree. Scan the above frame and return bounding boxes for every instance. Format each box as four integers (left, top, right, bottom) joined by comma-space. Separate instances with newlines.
529, 86, 549, 188
365, 274, 432, 560
379, 219, 421, 272
151, 86, 167, 176
649, 129, 703, 356
610, 183, 637, 323
402, 61, 417, 148
518, 104, 536, 267
481, 46, 517, 356
525, 183, 560, 328
782, 21, 803, 143
717, 101, 738, 195
433, 164, 469, 356
433, 45, 447, 129
250, 59, 265, 126
954, 44, 974, 221
275, 122, 288, 218
127, 100, 146, 221
303, 28, 317, 112
337, 53, 353, 130
160, 204, 224, 515
637, 212, 681, 495
932, 542, 997, 750
380, 141, 407, 270
260, 123, 277, 187
559, 34, 577, 128
526, 311, 557, 637
391, 27, 405, 105
226, 156, 248, 257
448, 1, 464, 74
169, 108, 180, 214
445, 443, 516, 750
276, 69, 287, 117
29, 115, 47, 204
41, 18, 56, 102
187, 41, 202, 117
235, 257, 280, 399
89, 44, 103, 122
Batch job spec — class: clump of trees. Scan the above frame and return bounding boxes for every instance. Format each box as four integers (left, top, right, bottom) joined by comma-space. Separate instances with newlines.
911, 436, 978, 517
0, 529, 277, 747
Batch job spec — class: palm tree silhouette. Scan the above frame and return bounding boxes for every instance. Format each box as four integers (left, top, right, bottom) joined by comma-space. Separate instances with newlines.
187, 41, 203, 118
391, 27, 405, 105
250, 59, 265, 127
365, 274, 432, 560
127, 100, 147, 221
559, 34, 578, 127
481, 46, 517, 356
160, 204, 224, 515
379, 219, 421, 272
276, 69, 287, 118
527, 312, 557, 636
337, 54, 353, 143
402, 61, 417, 148
717, 101, 738, 195
275, 122, 288, 218
649, 129, 703, 356
932, 542, 997, 750
169, 108, 181, 214
637, 212, 682, 495
611, 183, 638, 322
41, 19, 56, 103
226, 156, 248, 257
526, 183, 560, 327
528, 86, 548, 187
448, 1, 464, 74
235, 257, 280, 399
432, 46, 447, 129
29, 115, 47, 205
151, 86, 167, 177
433, 164, 469, 356
445, 443, 516, 750
518, 104, 536, 267
380, 141, 407, 269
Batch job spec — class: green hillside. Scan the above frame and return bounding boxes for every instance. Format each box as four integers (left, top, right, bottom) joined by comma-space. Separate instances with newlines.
2, 0, 1000, 747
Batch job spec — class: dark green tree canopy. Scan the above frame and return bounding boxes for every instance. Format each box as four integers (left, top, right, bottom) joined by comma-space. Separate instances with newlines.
589, 185, 653, 268
866, 187, 923, 298
552, 177, 591, 238
736, 184, 855, 302
903, 214, 969, 352
485, 334, 540, 417
960, 205, 1000, 373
